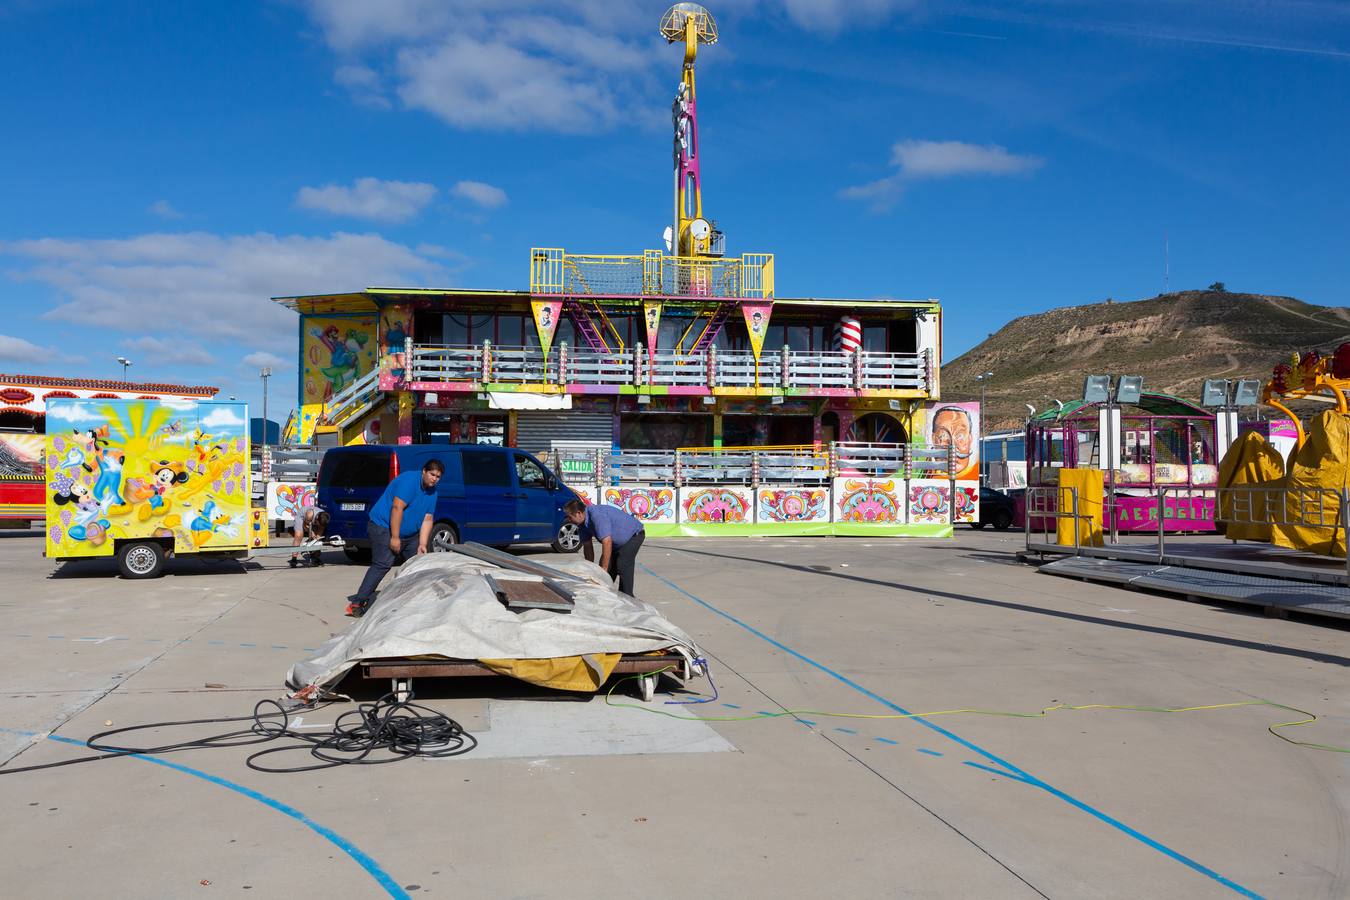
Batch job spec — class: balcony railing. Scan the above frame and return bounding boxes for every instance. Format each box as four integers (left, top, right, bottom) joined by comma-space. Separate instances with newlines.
530, 248, 774, 299
409, 343, 932, 394
541, 442, 957, 487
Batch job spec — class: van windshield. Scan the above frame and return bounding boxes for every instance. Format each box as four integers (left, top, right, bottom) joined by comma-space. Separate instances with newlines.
320, 451, 391, 489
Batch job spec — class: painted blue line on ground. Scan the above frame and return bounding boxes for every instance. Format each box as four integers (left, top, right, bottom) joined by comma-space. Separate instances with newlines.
271, 645, 288, 650
239, 643, 256, 648
917, 748, 944, 757
874, 737, 900, 745
835, 727, 858, 735
755, 711, 775, 716
302, 648, 318, 652
36, 732, 409, 899
640, 563, 1264, 900
797, 719, 817, 727
964, 761, 1031, 784
721, 703, 741, 709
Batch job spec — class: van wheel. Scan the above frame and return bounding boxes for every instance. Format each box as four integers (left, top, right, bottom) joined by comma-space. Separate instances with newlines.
118, 541, 166, 579
992, 510, 1013, 531
552, 521, 581, 553
970, 522, 986, 530
343, 546, 372, 564
430, 523, 459, 552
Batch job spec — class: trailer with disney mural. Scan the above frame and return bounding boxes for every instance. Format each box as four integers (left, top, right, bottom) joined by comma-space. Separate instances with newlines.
44, 397, 252, 578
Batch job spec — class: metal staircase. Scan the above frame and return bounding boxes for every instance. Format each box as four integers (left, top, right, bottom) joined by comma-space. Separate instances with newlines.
688, 302, 733, 354
323, 367, 382, 431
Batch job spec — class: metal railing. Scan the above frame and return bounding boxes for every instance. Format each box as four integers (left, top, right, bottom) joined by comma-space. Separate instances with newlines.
1163, 485, 1348, 577
551, 442, 951, 488
1023, 485, 1089, 553
530, 247, 775, 299
324, 367, 381, 427
1024, 484, 1349, 581
409, 342, 930, 394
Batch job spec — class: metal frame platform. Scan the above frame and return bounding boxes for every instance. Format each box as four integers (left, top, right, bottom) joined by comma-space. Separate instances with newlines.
359, 653, 691, 703
1037, 555, 1350, 620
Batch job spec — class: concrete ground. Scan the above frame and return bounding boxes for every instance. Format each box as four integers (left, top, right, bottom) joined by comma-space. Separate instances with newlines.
1, 528, 1348, 899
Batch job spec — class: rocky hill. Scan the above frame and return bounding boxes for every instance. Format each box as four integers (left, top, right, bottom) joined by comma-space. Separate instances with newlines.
942, 290, 1350, 430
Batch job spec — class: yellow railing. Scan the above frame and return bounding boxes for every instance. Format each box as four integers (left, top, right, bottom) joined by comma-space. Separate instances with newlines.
530, 248, 774, 299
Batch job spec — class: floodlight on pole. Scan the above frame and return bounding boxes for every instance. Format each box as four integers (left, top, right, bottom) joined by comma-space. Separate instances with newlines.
974, 371, 993, 483
116, 357, 133, 379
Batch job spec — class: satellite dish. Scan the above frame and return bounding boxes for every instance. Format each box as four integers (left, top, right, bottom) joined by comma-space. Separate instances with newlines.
690, 218, 711, 241
663, 226, 673, 252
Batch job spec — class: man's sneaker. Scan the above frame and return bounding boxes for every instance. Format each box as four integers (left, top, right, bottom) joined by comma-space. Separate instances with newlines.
344, 600, 367, 618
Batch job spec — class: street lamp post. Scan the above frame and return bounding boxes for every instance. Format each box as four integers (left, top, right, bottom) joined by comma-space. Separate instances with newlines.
116, 357, 133, 379
260, 367, 272, 495
975, 371, 993, 484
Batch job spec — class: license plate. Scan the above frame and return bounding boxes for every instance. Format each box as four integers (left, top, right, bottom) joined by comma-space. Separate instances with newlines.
341, 502, 365, 511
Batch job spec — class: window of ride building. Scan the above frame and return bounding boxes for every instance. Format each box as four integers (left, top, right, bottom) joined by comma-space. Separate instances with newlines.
619, 414, 710, 449
1152, 419, 1188, 466
721, 415, 814, 447
1190, 420, 1216, 465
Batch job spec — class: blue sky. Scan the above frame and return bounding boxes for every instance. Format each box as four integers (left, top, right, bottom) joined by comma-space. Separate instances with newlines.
2, 0, 1347, 419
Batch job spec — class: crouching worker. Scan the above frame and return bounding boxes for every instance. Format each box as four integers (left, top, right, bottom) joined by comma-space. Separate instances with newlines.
289, 507, 330, 568
346, 459, 443, 617
564, 499, 645, 596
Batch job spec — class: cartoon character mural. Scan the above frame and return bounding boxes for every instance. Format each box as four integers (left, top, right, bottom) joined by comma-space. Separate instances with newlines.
300, 315, 377, 443
917, 401, 981, 482
531, 300, 564, 358
45, 399, 250, 559
378, 307, 412, 388
268, 482, 318, 521
741, 302, 773, 361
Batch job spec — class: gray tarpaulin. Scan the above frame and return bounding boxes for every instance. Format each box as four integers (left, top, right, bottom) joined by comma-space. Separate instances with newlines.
286, 553, 703, 691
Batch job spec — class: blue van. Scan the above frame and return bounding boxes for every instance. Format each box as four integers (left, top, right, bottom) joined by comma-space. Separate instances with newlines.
316, 444, 583, 561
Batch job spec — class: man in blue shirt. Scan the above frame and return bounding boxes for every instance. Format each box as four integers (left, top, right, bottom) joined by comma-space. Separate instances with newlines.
347, 459, 443, 616
564, 499, 645, 596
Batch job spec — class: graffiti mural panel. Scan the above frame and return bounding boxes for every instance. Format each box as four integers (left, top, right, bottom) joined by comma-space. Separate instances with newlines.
907, 479, 951, 524
833, 477, 904, 524
680, 487, 752, 523
602, 485, 676, 523
756, 487, 829, 523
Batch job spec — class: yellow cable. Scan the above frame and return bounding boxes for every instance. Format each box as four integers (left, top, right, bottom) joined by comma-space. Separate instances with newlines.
605, 671, 1348, 753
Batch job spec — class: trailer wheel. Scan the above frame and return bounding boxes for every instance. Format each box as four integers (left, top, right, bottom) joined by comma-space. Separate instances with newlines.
117, 541, 166, 579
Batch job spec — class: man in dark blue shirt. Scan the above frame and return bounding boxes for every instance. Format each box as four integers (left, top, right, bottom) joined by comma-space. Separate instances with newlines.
564, 499, 645, 596
348, 459, 443, 616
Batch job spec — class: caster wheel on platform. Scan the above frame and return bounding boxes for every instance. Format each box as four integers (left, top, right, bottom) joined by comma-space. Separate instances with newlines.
638, 673, 657, 703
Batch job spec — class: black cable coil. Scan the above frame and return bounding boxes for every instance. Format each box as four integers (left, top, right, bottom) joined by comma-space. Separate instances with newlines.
0, 693, 476, 776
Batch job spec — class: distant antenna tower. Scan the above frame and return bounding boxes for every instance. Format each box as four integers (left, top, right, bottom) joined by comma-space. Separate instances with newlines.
1164, 232, 1169, 294
661, 4, 720, 258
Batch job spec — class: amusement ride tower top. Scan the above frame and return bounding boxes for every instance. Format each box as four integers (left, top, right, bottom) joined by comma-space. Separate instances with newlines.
662, 4, 720, 260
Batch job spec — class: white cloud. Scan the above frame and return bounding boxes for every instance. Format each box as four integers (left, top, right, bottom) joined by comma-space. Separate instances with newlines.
334, 64, 391, 108
841, 139, 1043, 210
451, 180, 508, 209
121, 335, 215, 366
242, 351, 287, 369
0, 333, 56, 365
201, 406, 246, 428
778, 0, 920, 31
1, 231, 449, 350
300, 1, 660, 133
295, 177, 437, 222
147, 200, 184, 220
891, 139, 1043, 178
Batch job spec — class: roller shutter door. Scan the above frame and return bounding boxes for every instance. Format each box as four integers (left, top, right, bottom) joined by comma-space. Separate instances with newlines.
515, 410, 614, 455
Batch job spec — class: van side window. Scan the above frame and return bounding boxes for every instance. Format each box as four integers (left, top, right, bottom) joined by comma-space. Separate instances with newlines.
514, 453, 546, 488
320, 451, 391, 488
462, 450, 512, 488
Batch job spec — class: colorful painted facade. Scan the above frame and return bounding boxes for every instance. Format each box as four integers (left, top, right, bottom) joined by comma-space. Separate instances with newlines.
44, 399, 249, 559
